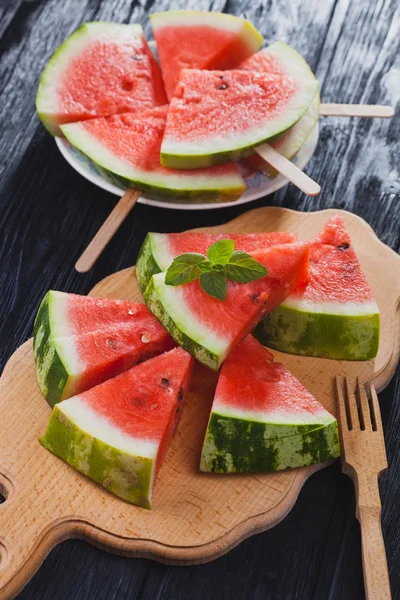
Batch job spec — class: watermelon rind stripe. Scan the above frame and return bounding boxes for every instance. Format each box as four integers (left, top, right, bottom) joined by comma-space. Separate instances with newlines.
40, 402, 155, 508
254, 302, 380, 360
150, 11, 264, 54
136, 233, 171, 293
160, 79, 319, 169
144, 274, 226, 370
36, 22, 144, 137
60, 122, 246, 202
200, 412, 340, 473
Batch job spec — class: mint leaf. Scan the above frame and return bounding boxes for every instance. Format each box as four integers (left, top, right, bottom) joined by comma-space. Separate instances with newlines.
165, 253, 205, 286
198, 261, 213, 273
225, 251, 268, 283
207, 239, 235, 265
200, 270, 227, 301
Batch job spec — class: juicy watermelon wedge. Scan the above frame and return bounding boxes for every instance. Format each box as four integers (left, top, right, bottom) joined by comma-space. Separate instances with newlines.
255, 214, 380, 359
200, 335, 340, 473
161, 69, 319, 169
144, 242, 310, 370
150, 10, 264, 99
33, 291, 175, 407
136, 230, 297, 292
240, 41, 320, 176
60, 107, 245, 203
41, 347, 194, 509
36, 22, 167, 136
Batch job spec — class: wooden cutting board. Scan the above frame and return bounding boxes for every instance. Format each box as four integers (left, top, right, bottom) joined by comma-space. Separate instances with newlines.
0, 207, 399, 600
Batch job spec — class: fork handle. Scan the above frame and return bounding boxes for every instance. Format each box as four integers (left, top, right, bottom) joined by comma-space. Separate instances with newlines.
356, 478, 391, 600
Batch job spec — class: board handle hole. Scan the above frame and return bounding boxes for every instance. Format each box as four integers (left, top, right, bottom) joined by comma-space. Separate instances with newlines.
0, 540, 8, 570
0, 472, 15, 502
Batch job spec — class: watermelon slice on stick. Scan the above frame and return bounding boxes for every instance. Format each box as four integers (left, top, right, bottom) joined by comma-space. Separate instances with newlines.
150, 10, 263, 99
61, 107, 245, 203
161, 69, 319, 169
254, 214, 380, 360
200, 335, 340, 473
36, 22, 167, 136
144, 241, 310, 370
136, 230, 297, 293
33, 291, 175, 407
41, 347, 194, 509
239, 41, 320, 176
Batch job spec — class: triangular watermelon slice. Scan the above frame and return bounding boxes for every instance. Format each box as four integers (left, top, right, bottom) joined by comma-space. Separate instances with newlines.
144, 242, 310, 370
36, 22, 167, 136
41, 347, 194, 509
60, 107, 245, 203
240, 41, 320, 176
150, 10, 264, 99
136, 230, 297, 293
33, 291, 175, 407
161, 69, 319, 169
200, 335, 340, 473
254, 214, 380, 359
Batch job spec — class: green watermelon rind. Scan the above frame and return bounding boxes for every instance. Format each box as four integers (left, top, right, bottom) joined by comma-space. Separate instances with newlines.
200, 412, 340, 473
60, 121, 246, 203
136, 234, 163, 293
144, 274, 222, 370
40, 405, 153, 509
36, 22, 144, 137
33, 291, 75, 407
254, 303, 380, 360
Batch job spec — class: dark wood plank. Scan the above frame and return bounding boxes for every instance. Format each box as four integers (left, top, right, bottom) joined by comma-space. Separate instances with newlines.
0, 0, 398, 598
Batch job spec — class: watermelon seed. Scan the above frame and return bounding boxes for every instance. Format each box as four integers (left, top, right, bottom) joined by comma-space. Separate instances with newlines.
218, 83, 229, 90
106, 339, 116, 348
127, 309, 135, 316
338, 243, 350, 250
161, 378, 170, 388
141, 334, 150, 343
132, 54, 143, 61
178, 388, 184, 401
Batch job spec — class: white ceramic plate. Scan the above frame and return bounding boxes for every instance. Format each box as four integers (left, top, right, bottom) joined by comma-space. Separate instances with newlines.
55, 124, 318, 211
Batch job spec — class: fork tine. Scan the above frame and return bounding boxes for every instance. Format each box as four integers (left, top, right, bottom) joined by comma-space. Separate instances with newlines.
345, 377, 360, 430
335, 376, 350, 430
368, 383, 383, 432
357, 377, 372, 430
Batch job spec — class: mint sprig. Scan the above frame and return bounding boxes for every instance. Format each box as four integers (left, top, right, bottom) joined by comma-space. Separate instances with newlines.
165, 239, 267, 300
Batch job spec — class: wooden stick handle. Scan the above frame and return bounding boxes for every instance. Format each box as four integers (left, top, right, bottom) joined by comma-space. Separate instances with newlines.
255, 143, 321, 196
356, 477, 391, 600
75, 188, 140, 273
320, 104, 394, 118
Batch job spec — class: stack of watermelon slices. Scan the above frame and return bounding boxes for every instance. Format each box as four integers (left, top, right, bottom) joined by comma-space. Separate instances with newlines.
36, 12, 320, 202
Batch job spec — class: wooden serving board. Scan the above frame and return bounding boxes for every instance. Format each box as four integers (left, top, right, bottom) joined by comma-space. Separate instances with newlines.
0, 207, 399, 599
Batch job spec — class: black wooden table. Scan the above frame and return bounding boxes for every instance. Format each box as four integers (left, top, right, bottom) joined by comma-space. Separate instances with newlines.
1, 1, 399, 598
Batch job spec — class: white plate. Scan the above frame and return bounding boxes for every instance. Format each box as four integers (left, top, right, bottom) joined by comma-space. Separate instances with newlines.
55, 124, 319, 211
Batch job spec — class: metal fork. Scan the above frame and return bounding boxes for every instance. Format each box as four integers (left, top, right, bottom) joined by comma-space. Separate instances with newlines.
336, 377, 391, 600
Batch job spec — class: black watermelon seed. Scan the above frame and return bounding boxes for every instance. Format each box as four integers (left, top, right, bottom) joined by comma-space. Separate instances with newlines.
161, 378, 170, 387
178, 388, 184, 401
338, 243, 350, 250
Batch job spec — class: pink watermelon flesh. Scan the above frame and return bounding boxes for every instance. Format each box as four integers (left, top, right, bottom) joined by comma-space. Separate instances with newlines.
294, 214, 374, 304
180, 242, 310, 340
37, 24, 167, 134
165, 69, 297, 144
214, 335, 330, 417
71, 346, 194, 471
152, 19, 262, 99
60, 106, 244, 199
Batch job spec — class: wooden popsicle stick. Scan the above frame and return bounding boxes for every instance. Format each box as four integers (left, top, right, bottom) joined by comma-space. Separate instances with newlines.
75, 188, 140, 273
320, 103, 394, 118
255, 143, 321, 196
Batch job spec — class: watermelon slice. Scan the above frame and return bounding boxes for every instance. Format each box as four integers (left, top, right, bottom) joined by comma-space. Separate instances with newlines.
144, 242, 310, 370
254, 214, 380, 360
160, 68, 319, 169
136, 230, 297, 293
150, 10, 264, 99
33, 291, 175, 407
200, 335, 340, 473
41, 347, 194, 509
60, 106, 245, 202
239, 41, 320, 176
36, 22, 167, 136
